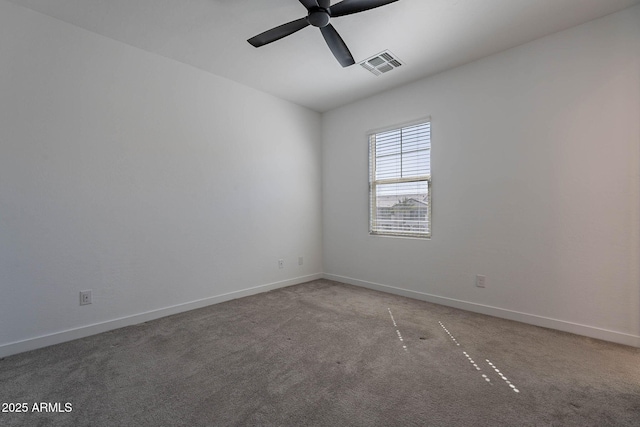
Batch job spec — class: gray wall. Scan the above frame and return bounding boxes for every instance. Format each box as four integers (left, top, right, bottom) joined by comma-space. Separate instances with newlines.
0, 1, 323, 356
322, 6, 640, 346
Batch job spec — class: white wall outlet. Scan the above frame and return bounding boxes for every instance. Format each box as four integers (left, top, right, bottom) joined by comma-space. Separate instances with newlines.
476, 275, 486, 288
278, 259, 284, 269
79, 290, 92, 305
298, 256, 303, 266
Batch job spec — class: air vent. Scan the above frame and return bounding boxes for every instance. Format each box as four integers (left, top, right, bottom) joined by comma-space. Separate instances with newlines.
359, 50, 403, 76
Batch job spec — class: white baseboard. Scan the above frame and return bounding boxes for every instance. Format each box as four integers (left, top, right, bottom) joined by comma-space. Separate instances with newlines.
4, 272, 637, 358
0, 273, 323, 358
323, 273, 640, 348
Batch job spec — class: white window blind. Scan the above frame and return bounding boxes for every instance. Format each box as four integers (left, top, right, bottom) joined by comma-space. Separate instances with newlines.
369, 120, 431, 238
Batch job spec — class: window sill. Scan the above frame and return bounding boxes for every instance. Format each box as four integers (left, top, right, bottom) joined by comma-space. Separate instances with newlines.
369, 232, 431, 240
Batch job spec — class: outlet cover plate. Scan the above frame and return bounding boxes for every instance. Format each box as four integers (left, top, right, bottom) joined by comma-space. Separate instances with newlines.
80, 290, 92, 305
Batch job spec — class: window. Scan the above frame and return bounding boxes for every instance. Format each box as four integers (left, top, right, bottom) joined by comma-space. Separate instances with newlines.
369, 119, 431, 238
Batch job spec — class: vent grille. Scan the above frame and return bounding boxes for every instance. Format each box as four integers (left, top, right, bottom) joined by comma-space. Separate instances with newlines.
359, 50, 403, 76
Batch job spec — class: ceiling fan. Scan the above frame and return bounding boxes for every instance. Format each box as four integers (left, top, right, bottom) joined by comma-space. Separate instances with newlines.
247, 0, 399, 68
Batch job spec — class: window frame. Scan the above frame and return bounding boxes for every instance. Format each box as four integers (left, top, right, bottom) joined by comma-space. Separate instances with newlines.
368, 117, 432, 239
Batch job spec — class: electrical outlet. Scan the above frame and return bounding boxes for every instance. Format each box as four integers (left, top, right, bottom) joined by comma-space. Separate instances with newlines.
79, 290, 92, 305
475, 275, 486, 288
278, 259, 284, 269
298, 256, 303, 266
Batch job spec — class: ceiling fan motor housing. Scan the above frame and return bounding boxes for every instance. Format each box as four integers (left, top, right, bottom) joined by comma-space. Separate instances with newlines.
308, 8, 331, 28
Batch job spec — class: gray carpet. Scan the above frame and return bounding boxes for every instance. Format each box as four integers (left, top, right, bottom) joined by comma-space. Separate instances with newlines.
1, 279, 639, 426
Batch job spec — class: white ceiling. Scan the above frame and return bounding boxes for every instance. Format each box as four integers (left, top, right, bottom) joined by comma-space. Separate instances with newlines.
7, 0, 640, 112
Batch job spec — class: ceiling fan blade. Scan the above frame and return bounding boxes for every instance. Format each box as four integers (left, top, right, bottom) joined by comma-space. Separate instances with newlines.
247, 18, 310, 47
329, 0, 399, 17
299, 0, 319, 9
320, 24, 355, 67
